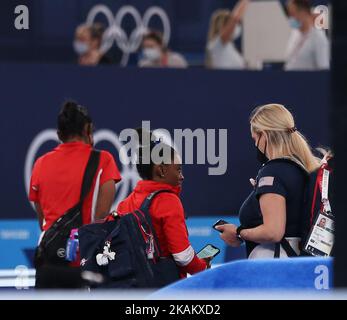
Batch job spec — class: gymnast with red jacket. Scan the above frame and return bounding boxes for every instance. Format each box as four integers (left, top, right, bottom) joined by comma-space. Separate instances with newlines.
117, 129, 209, 278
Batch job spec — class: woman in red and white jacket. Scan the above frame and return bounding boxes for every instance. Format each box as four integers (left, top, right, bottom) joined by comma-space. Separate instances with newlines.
117, 131, 209, 278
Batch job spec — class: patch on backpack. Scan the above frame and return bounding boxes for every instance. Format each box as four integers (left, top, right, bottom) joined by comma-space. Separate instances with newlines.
258, 176, 274, 187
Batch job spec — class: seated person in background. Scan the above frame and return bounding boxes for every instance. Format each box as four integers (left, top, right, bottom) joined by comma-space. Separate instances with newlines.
205, 0, 249, 70
284, 0, 330, 70
138, 30, 188, 68
73, 23, 113, 66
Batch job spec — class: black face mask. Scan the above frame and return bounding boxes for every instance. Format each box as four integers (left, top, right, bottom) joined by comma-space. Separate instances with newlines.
256, 135, 269, 164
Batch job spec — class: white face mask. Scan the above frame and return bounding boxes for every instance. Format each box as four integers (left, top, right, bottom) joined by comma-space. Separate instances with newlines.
73, 40, 89, 55
142, 48, 161, 61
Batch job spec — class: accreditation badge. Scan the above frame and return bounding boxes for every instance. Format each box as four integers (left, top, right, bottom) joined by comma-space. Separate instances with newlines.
304, 211, 334, 257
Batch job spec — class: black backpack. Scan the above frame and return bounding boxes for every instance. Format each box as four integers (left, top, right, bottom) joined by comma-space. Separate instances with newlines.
275, 157, 334, 257
78, 190, 181, 288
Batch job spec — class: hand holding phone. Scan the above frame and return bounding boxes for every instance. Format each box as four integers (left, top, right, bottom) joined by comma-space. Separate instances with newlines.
212, 219, 229, 233
197, 244, 220, 260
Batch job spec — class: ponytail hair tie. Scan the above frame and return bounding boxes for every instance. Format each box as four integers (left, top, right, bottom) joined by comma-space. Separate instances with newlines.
288, 127, 297, 134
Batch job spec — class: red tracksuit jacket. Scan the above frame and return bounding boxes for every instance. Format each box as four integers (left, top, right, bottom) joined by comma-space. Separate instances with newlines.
117, 180, 207, 278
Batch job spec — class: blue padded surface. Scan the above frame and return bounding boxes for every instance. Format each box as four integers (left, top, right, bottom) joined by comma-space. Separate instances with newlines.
151, 257, 333, 296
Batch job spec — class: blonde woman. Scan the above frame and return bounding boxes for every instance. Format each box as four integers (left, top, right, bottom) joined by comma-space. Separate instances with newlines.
216, 104, 325, 258
206, 0, 249, 69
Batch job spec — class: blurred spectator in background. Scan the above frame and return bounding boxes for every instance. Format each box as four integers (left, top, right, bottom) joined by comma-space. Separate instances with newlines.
284, 0, 330, 70
205, 0, 249, 70
73, 23, 113, 66
138, 30, 188, 68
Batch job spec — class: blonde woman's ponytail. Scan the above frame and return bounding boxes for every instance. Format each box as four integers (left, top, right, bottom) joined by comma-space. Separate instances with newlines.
250, 104, 327, 173
289, 130, 321, 172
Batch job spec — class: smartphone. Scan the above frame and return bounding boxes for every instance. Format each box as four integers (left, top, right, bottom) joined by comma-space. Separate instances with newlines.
212, 219, 229, 233
197, 244, 220, 259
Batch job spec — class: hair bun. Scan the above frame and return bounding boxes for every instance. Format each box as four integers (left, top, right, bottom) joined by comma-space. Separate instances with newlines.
57, 101, 92, 142
62, 101, 79, 121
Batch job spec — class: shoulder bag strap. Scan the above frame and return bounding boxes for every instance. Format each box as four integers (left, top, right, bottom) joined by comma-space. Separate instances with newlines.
79, 150, 101, 204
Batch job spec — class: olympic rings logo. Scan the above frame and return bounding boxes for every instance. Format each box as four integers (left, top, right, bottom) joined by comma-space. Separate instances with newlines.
24, 129, 140, 211
86, 5, 171, 66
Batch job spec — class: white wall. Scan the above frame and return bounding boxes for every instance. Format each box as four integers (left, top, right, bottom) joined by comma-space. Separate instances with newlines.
243, 0, 292, 69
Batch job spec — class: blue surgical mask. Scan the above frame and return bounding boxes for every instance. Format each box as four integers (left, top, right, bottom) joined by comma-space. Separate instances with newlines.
73, 40, 89, 55
289, 17, 302, 30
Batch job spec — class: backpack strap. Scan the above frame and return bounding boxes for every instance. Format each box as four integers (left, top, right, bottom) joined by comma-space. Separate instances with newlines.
274, 239, 299, 258
140, 190, 174, 212
137, 190, 174, 257
280, 238, 298, 257
274, 243, 280, 258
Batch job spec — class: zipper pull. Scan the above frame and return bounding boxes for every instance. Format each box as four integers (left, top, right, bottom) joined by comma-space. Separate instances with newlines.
147, 235, 154, 259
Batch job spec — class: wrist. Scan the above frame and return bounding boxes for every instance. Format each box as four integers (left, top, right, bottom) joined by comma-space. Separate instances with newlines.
236, 226, 246, 243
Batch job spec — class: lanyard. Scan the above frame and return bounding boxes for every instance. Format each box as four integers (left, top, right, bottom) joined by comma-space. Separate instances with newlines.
318, 154, 332, 214
310, 158, 332, 224
320, 167, 331, 213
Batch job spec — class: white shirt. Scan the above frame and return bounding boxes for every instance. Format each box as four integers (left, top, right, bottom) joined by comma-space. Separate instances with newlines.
284, 27, 330, 71
207, 35, 245, 70
139, 52, 188, 68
